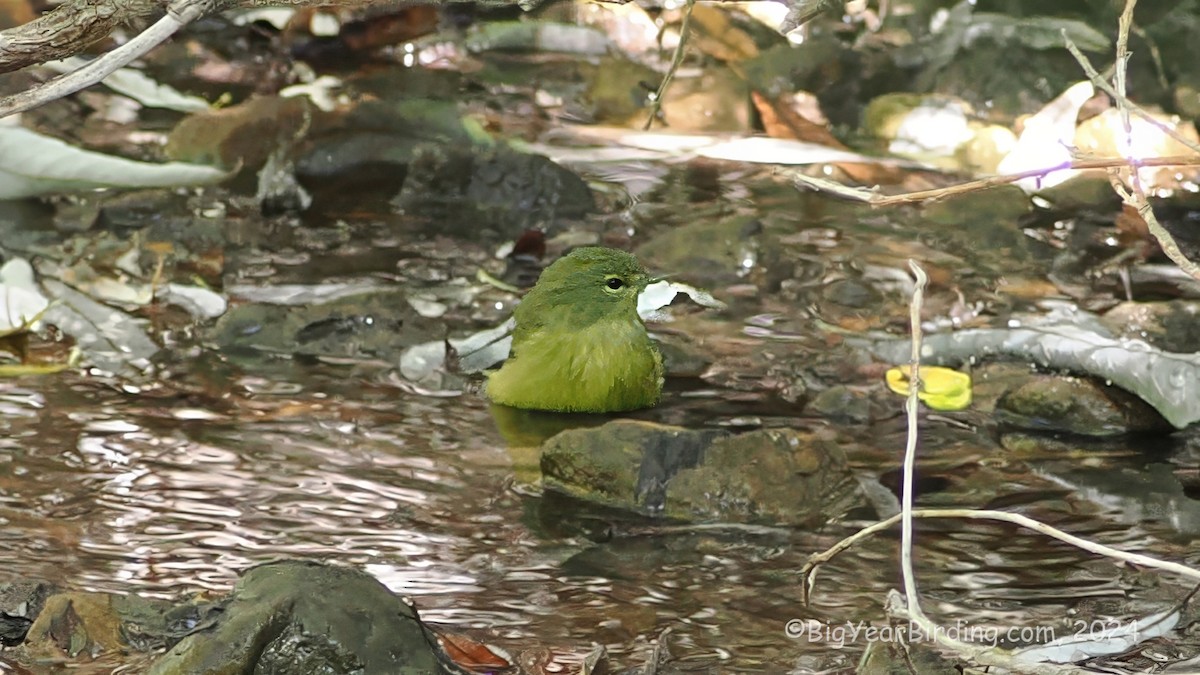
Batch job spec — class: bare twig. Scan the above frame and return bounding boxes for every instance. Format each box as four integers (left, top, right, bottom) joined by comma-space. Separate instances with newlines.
1063, 0, 1200, 283
1062, 30, 1200, 157
0, 0, 213, 119
899, 260, 926, 619
643, 0, 696, 131
801, 509, 1200, 600
0, 0, 159, 75
791, 155, 1200, 206
883, 590, 1090, 675
878, 265, 1087, 675
0, 0, 567, 117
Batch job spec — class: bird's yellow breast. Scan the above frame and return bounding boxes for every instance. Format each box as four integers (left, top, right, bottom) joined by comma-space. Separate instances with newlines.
487, 317, 663, 413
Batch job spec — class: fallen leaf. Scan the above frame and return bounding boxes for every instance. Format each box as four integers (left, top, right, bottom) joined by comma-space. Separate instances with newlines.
688, 5, 760, 62
886, 365, 973, 411
436, 631, 513, 672
751, 90, 843, 147
44, 57, 210, 112
0, 126, 228, 200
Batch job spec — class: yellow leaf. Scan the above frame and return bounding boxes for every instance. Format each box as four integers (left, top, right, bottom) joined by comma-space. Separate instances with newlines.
0, 362, 71, 377
885, 365, 972, 411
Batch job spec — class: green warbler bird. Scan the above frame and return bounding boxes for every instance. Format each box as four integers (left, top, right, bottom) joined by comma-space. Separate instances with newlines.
486, 246, 664, 413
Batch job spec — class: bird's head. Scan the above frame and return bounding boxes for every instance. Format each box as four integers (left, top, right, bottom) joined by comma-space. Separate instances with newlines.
518, 247, 652, 326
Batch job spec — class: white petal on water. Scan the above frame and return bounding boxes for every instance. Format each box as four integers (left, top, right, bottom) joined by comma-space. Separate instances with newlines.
0, 258, 50, 332
399, 319, 514, 380
638, 280, 726, 321
163, 284, 228, 319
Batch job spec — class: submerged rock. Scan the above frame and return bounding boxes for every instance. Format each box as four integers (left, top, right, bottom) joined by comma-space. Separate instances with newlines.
540, 420, 861, 525
149, 560, 456, 674
805, 385, 875, 425
4, 561, 458, 673
9, 584, 219, 664
995, 374, 1172, 436
392, 143, 595, 240
541, 420, 723, 515
210, 289, 439, 365
0, 579, 55, 647
668, 428, 859, 526
635, 213, 786, 291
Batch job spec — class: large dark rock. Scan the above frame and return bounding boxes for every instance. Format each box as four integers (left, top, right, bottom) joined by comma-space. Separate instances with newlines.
995, 374, 1172, 436
540, 420, 862, 525
392, 143, 595, 239
0, 579, 55, 647
541, 420, 724, 516
149, 560, 457, 675
210, 289, 439, 365
667, 428, 860, 526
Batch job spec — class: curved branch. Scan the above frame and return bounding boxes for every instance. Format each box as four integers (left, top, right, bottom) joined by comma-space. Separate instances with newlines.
0, 0, 160, 75
0, 0, 213, 118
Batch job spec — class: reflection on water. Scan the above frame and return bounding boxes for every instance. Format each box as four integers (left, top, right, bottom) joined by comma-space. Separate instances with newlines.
3, 368, 1195, 670
4, 180, 1200, 670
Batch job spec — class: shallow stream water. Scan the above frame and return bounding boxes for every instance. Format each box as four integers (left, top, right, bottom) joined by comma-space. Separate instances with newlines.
2, 172, 1199, 673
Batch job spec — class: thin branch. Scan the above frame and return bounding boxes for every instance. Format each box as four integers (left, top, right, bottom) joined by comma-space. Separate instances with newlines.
1062, 0, 1200, 283
801, 509, 1200, 603
0, 0, 213, 119
791, 155, 1200, 206
1062, 30, 1200, 157
899, 260, 927, 619
643, 0, 695, 131
0, 0, 159, 75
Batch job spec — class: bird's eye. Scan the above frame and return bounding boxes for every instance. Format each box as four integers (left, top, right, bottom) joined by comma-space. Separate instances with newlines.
606, 277, 625, 290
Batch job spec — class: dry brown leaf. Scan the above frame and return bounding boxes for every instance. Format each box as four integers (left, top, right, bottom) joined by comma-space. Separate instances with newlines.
751, 90, 843, 147
436, 631, 513, 672
339, 6, 441, 51
687, 5, 760, 62
0, 0, 35, 30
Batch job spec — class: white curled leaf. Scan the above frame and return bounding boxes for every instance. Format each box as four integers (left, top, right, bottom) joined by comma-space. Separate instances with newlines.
0, 126, 229, 200
0, 258, 50, 334
163, 284, 228, 319
46, 57, 210, 112
638, 280, 725, 322
400, 319, 514, 381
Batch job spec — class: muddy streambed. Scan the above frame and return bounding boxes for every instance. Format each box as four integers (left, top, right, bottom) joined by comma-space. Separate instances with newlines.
2, 163, 1199, 673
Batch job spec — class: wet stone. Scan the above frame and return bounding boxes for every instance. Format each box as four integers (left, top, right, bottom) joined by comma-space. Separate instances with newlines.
540, 421, 861, 525
1101, 300, 1200, 354
667, 428, 860, 526
393, 143, 595, 240
149, 560, 454, 675
820, 279, 883, 310
0, 579, 55, 647
540, 420, 725, 516
806, 385, 874, 425
635, 213, 784, 290
210, 289, 439, 365
995, 374, 1173, 436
